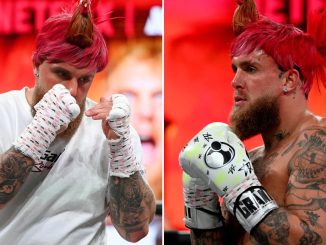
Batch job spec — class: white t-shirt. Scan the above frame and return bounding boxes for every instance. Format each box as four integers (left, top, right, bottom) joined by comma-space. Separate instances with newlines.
0, 88, 142, 245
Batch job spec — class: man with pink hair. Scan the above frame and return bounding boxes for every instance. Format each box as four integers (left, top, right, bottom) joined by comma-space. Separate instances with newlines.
180, 0, 326, 244
0, 1, 155, 244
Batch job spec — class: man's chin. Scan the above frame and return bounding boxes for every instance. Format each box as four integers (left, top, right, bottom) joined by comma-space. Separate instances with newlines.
232, 103, 249, 115
230, 96, 280, 141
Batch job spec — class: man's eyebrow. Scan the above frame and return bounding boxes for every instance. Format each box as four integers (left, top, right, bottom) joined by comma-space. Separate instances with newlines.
52, 66, 71, 74
232, 60, 260, 69
239, 60, 260, 67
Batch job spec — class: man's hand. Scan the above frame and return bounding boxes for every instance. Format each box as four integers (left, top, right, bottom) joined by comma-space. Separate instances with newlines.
13, 84, 80, 163
85, 94, 132, 140
85, 96, 117, 139
179, 122, 278, 232
86, 94, 142, 178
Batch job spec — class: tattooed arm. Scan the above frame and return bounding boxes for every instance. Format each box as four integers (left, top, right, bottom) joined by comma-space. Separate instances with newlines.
189, 226, 237, 245
0, 147, 34, 209
108, 172, 156, 243
251, 129, 326, 245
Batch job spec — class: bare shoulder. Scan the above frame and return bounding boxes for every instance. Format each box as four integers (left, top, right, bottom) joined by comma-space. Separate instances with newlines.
282, 116, 326, 157
283, 116, 326, 241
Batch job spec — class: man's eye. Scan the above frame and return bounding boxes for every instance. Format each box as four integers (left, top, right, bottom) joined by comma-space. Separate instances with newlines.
79, 77, 92, 84
245, 66, 256, 73
55, 71, 69, 79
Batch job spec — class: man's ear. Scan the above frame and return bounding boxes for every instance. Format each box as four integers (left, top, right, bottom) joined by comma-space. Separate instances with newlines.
283, 69, 301, 93
33, 66, 39, 78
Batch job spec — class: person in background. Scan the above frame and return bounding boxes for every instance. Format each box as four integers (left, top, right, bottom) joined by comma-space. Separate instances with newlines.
104, 39, 162, 245
105, 39, 162, 201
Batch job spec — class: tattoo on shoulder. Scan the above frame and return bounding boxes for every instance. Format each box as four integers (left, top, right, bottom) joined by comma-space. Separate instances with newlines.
0, 147, 34, 205
304, 211, 322, 228
109, 172, 154, 238
282, 126, 326, 156
286, 127, 326, 211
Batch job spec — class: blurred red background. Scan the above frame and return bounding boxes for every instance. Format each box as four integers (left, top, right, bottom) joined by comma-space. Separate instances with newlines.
164, 0, 326, 231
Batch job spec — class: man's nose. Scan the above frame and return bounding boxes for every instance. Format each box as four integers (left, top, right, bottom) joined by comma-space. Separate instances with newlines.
231, 71, 244, 89
64, 79, 78, 97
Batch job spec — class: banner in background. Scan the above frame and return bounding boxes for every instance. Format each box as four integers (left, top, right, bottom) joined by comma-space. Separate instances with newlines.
0, 0, 162, 38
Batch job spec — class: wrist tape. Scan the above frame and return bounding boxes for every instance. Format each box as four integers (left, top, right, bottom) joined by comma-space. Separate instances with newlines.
13, 84, 79, 163
108, 108, 142, 178
183, 182, 224, 229
223, 176, 278, 233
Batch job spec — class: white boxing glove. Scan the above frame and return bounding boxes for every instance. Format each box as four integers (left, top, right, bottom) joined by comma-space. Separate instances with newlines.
13, 84, 80, 163
183, 172, 223, 230
179, 122, 278, 233
107, 94, 143, 178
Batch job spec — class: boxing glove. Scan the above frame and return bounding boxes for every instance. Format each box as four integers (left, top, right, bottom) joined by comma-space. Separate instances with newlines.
179, 122, 278, 232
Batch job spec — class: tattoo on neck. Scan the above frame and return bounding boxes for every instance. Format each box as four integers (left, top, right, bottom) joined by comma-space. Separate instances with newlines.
274, 130, 290, 141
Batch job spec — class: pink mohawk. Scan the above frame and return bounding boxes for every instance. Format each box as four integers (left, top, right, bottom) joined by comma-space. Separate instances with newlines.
231, 0, 326, 97
32, 1, 108, 72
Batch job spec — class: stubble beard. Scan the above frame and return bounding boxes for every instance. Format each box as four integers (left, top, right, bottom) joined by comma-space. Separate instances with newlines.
31, 85, 85, 141
230, 95, 281, 140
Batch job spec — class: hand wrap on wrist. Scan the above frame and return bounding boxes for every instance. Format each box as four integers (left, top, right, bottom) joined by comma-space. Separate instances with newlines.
183, 172, 224, 229
13, 84, 80, 163
108, 94, 143, 178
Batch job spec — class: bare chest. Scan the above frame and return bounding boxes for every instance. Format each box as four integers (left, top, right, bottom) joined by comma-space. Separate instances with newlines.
251, 152, 290, 206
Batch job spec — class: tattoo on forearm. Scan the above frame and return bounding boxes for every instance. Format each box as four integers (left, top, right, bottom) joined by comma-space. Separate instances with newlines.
109, 172, 154, 238
252, 209, 290, 245
190, 229, 225, 245
0, 147, 34, 205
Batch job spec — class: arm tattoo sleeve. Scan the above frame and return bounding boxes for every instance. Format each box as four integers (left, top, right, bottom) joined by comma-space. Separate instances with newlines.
0, 147, 34, 207
190, 228, 232, 245
109, 172, 155, 240
251, 127, 326, 245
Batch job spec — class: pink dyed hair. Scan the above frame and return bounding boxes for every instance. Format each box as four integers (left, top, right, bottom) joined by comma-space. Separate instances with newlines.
32, 13, 108, 72
231, 18, 326, 96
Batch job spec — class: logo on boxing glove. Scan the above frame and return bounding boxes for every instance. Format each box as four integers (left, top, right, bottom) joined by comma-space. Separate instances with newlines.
204, 141, 235, 169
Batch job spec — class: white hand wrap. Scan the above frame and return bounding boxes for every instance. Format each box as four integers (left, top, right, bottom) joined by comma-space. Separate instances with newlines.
183, 172, 223, 229
13, 84, 80, 163
107, 94, 143, 178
